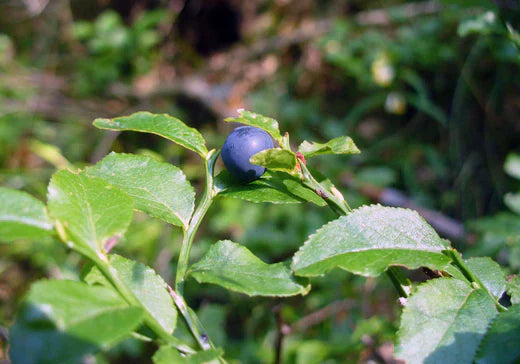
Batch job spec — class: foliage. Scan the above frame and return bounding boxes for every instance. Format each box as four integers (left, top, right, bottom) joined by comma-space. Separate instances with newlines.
73, 10, 170, 95
1, 110, 518, 363
1, 0, 520, 362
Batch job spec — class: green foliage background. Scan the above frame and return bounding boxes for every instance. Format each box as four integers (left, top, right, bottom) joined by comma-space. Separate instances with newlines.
0, 0, 519, 362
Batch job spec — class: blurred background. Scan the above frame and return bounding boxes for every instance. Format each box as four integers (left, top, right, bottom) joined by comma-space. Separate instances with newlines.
1, 0, 520, 362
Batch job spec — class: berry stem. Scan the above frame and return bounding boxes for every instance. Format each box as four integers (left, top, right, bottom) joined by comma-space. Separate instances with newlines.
175, 149, 220, 295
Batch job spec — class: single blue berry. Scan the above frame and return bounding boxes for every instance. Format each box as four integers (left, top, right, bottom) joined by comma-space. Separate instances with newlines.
221, 126, 274, 182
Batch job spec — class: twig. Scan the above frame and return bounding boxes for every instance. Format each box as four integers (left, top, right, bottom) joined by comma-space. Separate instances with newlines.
286, 299, 355, 334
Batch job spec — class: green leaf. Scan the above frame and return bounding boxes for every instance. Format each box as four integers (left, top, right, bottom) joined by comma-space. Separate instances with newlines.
297, 136, 360, 158
292, 205, 451, 277
47, 170, 133, 259
250, 148, 298, 174
504, 192, 520, 215
88, 153, 194, 228
475, 305, 520, 363
215, 170, 325, 206
395, 278, 498, 364
0, 187, 53, 242
93, 111, 208, 157
507, 275, 520, 305
153, 346, 224, 364
10, 280, 144, 364
225, 109, 283, 145
505, 153, 520, 180
153, 345, 183, 363
466, 257, 506, 299
84, 254, 177, 334
189, 240, 310, 297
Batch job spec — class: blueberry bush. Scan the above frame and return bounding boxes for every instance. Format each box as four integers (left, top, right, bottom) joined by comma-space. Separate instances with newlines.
1, 109, 519, 363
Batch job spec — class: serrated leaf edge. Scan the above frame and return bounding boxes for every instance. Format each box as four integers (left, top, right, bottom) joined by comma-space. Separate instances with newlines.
87, 152, 195, 228
291, 204, 447, 275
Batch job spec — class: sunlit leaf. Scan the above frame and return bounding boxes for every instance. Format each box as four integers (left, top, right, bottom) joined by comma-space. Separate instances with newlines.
47, 170, 133, 259
466, 257, 506, 299
0, 187, 53, 242
84, 254, 177, 334
9, 280, 143, 364
298, 136, 360, 158
292, 205, 451, 277
189, 240, 310, 297
395, 278, 497, 364
250, 148, 298, 174
93, 111, 208, 157
88, 153, 194, 228
225, 109, 283, 144
507, 275, 520, 305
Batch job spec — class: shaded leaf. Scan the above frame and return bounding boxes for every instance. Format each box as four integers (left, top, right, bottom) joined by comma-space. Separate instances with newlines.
47, 170, 133, 259
395, 278, 497, 364
466, 257, 506, 299
225, 109, 283, 145
0, 187, 53, 242
9, 280, 143, 364
476, 305, 520, 364
250, 148, 298, 174
93, 111, 208, 157
189, 240, 310, 297
88, 153, 194, 228
84, 254, 177, 334
292, 205, 451, 277
297, 136, 360, 158
215, 170, 325, 206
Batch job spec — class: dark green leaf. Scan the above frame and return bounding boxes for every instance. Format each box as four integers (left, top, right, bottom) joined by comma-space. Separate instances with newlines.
225, 109, 283, 144
93, 111, 208, 157
475, 305, 520, 364
215, 170, 325, 206
250, 148, 298, 174
88, 153, 194, 228
466, 257, 506, 299
0, 187, 53, 242
84, 254, 177, 334
297, 136, 360, 158
47, 170, 133, 259
10, 280, 144, 364
292, 205, 451, 277
189, 240, 310, 296
395, 278, 498, 364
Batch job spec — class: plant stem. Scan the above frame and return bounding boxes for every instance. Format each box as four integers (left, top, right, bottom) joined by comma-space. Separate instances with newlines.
175, 149, 219, 295
386, 267, 410, 299
167, 285, 218, 352
446, 248, 508, 312
93, 256, 196, 354
299, 162, 351, 215
170, 149, 225, 358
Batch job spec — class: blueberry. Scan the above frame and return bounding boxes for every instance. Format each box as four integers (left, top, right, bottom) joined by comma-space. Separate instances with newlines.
221, 126, 274, 182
